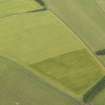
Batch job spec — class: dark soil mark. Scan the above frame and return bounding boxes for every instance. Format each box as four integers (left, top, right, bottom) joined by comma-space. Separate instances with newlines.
27, 8, 47, 13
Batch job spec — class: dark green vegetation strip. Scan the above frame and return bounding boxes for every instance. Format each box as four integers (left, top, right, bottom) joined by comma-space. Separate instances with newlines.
83, 77, 105, 103
30, 49, 103, 97
92, 84, 105, 105
36, 0, 46, 6
0, 56, 81, 105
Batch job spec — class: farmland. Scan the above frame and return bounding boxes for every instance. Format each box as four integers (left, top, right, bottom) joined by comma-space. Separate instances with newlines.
92, 84, 105, 105
0, 0, 105, 105
0, 4, 104, 101
30, 39, 104, 102
43, 0, 105, 104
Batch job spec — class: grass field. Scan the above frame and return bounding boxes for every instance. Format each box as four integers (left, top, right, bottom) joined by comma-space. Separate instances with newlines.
0, 11, 84, 65
44, 0, 105, 66
0, 0, 42, 18
0, 56, 81, 105
1, 0, 105, 104
31, 48, 104, 100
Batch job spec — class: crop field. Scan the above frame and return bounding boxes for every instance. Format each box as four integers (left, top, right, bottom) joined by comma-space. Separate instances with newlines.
0, 11, 85, 64
0, 1, 86, 104
31, 44, 104, 101
0, 56, 81, 105
44, 0, 105, 66
0, 0, 42, 18
1, 0, 105, 105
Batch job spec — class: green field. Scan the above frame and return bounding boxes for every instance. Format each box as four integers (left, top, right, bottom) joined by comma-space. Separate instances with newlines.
0, 6, 104, 102
0, 56, 81, 105
0, 0, 105, 104
0, 11, 84, 64
31, 48, 104, 100
44, 0, 105, 66
0, 0, 42, 17
44, 0, 105, 104
0, 2, 85, 104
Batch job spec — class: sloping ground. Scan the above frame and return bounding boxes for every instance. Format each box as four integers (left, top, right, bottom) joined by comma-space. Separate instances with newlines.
0, 56, 81, 105
0, 0, 42, 18
44, 0, 105, 67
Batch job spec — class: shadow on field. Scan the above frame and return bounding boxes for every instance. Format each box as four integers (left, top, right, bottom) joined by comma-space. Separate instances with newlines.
35, 0, 46, 6
96, 49, 105, 56
27, 8, 47, 13
0, 8, 47, 19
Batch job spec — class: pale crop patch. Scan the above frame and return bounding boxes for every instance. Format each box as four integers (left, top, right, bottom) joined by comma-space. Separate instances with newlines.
96, 0, 105, 12
16, 102, 20, 105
